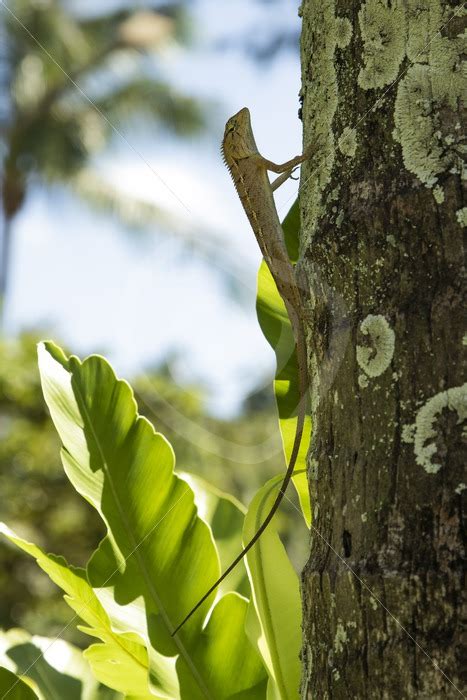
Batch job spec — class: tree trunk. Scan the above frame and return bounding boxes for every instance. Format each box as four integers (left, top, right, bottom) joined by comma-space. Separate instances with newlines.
0, 211, 12, 323
298, 1, 465, 697
0, 14, 11, 329
0, 166, 25, 326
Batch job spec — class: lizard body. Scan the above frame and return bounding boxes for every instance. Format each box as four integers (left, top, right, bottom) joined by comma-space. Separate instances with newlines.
172, 108, 310, 636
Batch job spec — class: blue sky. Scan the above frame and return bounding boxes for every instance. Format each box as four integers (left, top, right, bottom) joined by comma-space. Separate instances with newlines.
6, 0, 303, 415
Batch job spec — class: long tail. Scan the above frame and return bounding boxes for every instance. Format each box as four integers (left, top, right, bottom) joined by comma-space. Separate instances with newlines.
172, 328, 308, 636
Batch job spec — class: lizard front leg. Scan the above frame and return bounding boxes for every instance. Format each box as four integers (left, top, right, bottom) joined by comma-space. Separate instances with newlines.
270, 167, 299, 192
263, 153, 309, 174
266, 144, 317, 191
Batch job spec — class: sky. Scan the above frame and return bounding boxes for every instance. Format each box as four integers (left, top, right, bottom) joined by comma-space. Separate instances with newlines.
6, 0, 303, 416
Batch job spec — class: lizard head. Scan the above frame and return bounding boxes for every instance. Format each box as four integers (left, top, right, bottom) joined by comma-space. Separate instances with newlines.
222, 107, 258, 161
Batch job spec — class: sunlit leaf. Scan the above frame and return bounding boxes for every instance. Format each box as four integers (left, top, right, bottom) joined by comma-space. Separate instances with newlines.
178, 472, 248, 597
37, 342, 266, 699
0, 628, 117, 700
244, 474, 302, 699
0, 525, 158, 698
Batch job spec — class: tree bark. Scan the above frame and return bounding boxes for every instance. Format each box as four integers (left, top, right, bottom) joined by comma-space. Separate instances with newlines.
298, 1, 465, 697
0, 141, 26, 324
0, 210, 12, 319
0, 172, 23, 326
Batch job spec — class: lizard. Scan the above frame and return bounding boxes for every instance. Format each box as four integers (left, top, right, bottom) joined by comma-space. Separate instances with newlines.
172, 107, 311, 636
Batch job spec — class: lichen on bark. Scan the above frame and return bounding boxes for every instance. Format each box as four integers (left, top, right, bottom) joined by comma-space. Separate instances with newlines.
357, 0, 405, 90
299, 0, 465, 696
355, 0, 466, 188
300, 0, 353, 244
393, 1, 466, 186
338, 126, 357, 158
413, 384, 467, 474
356, 314, 395, 379
456, 206, 467, 226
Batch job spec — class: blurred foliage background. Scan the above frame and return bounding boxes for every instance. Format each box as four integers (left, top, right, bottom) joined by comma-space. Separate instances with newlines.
1, 0, 206, 310
0, 0, 306, 652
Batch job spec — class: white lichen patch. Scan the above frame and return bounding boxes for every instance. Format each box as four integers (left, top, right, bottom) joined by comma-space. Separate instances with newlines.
456, 207, 467, 227
386, 233, 396, 246
463, 334, 467, 347
432, 185, 445, 204
357, 0, 405, 90
455, 483, 466, 495
301, 1, 340, 241
361, 512, 368, 522
334, 622, 347, 653
309, 458, 319, 480
330, 185, 341, 200
309, 354, 321, 414
401, 423, 415, 444
369, 596, 378, 611
393, 65, 446, 187
335, 16, 353, 49
428, 32, 465, 112
413, 384, 467, 474
393, 2, 465, 187
405, 0, 443, 62
338, 126, 357, 157
358, 373, 369, 389
356, 314, 395, 378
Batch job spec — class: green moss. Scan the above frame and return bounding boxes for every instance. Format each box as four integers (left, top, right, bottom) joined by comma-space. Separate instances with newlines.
357, 0, 405, 90
338, 126, 357, 157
